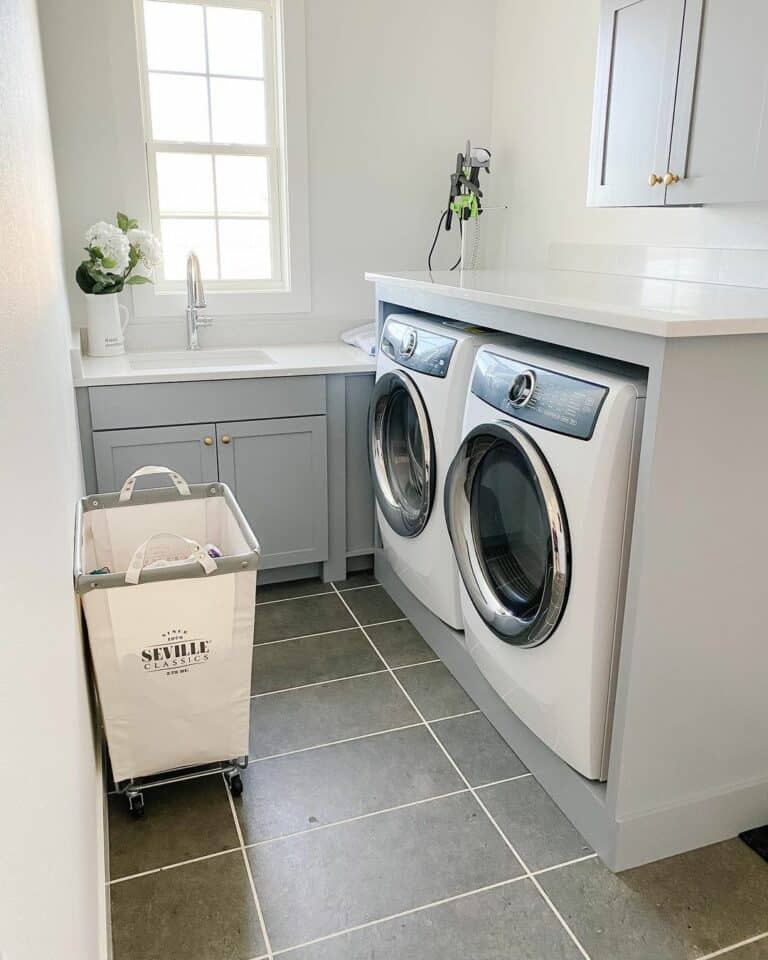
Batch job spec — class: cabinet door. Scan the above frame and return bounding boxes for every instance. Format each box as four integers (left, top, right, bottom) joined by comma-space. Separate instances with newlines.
588, 0, 685, 206
667, 0, 768, 204
217, 417, 328, 570
93, 424, 218, 492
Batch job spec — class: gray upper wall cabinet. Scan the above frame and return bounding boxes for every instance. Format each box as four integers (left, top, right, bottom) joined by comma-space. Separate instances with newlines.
589, 0, 685, 207
588, 0, 768, 206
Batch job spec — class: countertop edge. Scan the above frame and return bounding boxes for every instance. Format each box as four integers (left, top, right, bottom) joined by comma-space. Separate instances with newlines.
71, 348, 377, 388
365, 271, 768, 338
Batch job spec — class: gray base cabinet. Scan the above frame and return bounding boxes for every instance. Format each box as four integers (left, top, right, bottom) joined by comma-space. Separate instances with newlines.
77, 372, 374, 581
217, 417, 328, 570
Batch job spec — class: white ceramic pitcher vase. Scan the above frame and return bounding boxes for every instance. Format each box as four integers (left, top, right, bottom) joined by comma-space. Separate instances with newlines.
85, 295, 129, 357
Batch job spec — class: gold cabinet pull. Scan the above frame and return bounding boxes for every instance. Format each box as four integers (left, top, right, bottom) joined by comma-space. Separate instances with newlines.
648, 173, 663, 186
203, 436, 214, 446
663, 171, 680, 185
221, 435, 231, 444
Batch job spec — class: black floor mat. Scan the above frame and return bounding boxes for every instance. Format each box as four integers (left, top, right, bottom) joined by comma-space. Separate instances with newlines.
740, 825, 768, 862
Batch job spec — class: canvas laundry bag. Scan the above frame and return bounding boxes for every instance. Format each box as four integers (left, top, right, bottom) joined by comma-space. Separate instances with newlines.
74, 467, 260, 784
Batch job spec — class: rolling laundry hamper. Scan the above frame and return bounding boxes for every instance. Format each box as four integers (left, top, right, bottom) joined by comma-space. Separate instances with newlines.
74, 466, 261, 818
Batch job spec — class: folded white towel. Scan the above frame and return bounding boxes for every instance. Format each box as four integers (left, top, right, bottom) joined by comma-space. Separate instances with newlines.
341, 322, 377, 357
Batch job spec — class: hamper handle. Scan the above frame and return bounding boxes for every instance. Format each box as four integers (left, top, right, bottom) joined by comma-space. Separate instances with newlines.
125, 533, 217, 585
119, 466, 191, 502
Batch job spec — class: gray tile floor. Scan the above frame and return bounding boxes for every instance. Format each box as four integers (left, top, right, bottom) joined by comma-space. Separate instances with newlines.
108, 575, 768, 960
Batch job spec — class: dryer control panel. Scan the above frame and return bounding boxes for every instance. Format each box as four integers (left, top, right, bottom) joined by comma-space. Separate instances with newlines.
381, 318, 457, 379
472, 350, 609, 440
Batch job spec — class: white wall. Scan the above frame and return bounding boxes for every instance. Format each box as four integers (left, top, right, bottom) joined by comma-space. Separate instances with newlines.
486, 0, 768, 269
0, 1, 104, 958
38, 0, 497, 342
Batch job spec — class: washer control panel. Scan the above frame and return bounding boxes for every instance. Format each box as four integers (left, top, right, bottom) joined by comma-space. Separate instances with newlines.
472, 350, 609, 440
381, 317, 457, 378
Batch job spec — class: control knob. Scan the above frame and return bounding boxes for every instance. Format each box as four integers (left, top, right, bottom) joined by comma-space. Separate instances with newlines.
508, 369, 536, 407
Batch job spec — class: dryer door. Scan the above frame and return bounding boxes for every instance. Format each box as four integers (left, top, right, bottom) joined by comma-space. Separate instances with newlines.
369, 370, 436, 538
445, 422, 570, 647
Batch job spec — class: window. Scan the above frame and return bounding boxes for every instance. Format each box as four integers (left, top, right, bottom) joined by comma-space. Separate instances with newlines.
135, 0, 286, 289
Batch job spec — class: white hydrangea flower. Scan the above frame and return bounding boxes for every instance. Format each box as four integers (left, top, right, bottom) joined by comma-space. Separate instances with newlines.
84, 221, 130, 275
127, 228, 163, 269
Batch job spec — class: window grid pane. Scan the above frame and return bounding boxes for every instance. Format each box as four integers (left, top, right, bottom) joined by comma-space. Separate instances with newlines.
155, 151, 273, 280
144, 1, 268, 148
142, 0, 278, 285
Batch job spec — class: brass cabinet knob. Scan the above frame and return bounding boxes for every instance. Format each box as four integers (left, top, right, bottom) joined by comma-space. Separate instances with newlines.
221, 435, 231, 444
203, 436, 214, 446
648, 173, 663, 186
663, 171, 680, 185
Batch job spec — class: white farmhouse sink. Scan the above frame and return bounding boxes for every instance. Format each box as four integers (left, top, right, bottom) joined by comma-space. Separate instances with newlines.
128, 348, 275, 371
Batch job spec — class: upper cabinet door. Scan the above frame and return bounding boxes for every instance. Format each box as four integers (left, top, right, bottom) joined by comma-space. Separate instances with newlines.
666, 0, 768, 204
588, 0, 686, 206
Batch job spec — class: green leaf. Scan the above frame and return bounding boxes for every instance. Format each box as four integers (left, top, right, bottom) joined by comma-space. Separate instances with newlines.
75, 262, 96, 294
125, 274, 153, 285
89, 245, 104, 260
86, 262, 105, 283
117, 211, 139, 232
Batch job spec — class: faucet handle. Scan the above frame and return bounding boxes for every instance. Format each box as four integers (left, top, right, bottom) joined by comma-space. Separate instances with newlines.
196, 315, 214, 327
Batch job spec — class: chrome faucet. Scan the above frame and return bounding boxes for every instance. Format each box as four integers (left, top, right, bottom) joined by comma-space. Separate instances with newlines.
185, 252, 213, 350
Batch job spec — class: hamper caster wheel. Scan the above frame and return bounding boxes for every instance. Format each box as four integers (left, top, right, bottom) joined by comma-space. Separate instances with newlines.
128, 793, 145, 819
228, 774, 243, 798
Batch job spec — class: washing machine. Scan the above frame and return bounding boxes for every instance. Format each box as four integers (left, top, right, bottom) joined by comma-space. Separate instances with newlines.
444, 341, 646, 779
369, 314, 500, 629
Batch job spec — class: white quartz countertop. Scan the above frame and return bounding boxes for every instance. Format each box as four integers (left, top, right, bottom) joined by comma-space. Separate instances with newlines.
72, 340, 376, 387
365, 268, 768, 338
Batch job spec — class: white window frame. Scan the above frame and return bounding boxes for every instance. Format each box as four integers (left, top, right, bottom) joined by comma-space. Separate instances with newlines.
129, 0, 310, 318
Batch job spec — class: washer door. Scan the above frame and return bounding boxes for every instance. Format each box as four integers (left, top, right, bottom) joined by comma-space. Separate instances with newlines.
445, 422, 570, 647
369, 370, 435, 538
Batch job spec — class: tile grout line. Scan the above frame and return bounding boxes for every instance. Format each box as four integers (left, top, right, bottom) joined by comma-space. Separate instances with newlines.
223, 774, 275, 960
106, 708, 485, 796
694, 931, 768, 960
240, 776, 541, 851
242, 787, 471, 850
530, 853, 598, 876
256, 590, 335, 606
256, 582, 381, 607
474, 772, 532, 789
248, 713, 482, 766
430, 708, 481, 721
249, 657, 442, 701
107, 778, 577, 887
272, 852, 601, 960
250, 668, 389, 699
253, 617, 408, 648
330, 583, 593, 960
270, 876, 526, 956
106, 837, 597, 896
106, 820, 595, 890
108, 844, 243, 885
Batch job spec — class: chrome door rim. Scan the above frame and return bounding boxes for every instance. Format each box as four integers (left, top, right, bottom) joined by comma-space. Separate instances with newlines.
444, 421, 570, 647
368, 370, 435, 538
